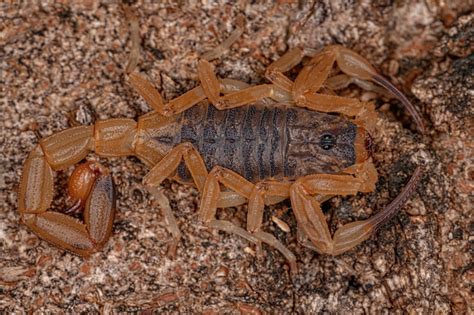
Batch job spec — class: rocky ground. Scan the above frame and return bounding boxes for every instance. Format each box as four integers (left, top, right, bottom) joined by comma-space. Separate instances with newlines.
1, 1, 472, 314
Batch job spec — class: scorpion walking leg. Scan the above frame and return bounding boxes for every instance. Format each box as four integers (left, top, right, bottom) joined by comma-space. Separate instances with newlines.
123, 4, 207, 117
199, 167, 297, 273
197, 59, 293, 109
292, 48, 336, 99
198, 167, 253, 224
197, 46, 310, 110
208, 47, 302, 101
289, 47, 373, 118
142, 143, 208, 256
265, 48, 304, 93
123, 4, 140, 75
126, 5, 294, 116
200, 47, 303, 107
246, 181, 291, 233
147, 188, 182, 258
128, 72, 207, 116
123, 9, 209, 116
143, 143, 208, 192
129, 69, 259, 117
128, 49, 266, 115
125, 6, 250, 117
200, 14, 245, 61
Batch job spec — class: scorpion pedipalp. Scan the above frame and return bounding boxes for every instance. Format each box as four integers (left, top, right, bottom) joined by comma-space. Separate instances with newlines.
332, 45, 425, 133
368, 165, 423, 232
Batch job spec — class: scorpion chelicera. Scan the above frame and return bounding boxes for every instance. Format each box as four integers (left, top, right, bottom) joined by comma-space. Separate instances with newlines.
18, 9, 423, 273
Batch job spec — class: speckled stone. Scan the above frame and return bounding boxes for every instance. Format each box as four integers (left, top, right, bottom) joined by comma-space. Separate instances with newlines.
1, 1, 471, 313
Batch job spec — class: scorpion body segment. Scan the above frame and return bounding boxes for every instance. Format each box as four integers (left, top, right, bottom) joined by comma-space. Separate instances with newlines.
143, 103, 368, 183
17, 9, 423, 273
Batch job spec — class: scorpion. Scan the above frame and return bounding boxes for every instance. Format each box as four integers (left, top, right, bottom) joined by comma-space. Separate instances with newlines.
17, 9, 423, 273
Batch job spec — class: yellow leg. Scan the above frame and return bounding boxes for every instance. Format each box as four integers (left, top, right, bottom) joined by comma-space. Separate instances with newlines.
142, 142, 208, 256
197, 58, 293, 109
199, 166, 297, 273
265, 47, 304, 93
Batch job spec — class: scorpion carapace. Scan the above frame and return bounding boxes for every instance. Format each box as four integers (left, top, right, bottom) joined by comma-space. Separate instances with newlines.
18, 8, 424, 273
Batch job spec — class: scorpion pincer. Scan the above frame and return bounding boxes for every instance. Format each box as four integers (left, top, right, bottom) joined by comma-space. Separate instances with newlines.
18, 10, 423, 273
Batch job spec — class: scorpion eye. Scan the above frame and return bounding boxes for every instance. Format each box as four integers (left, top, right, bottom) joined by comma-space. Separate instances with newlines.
319, 134, 335, 150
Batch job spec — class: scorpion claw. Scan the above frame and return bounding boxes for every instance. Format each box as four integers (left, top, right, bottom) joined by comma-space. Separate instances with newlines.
332, 165, 423, 254
372, 74, 425, 133
367, 165, 423, 232
332, 45, 378, 81
334, 45, 425, 134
